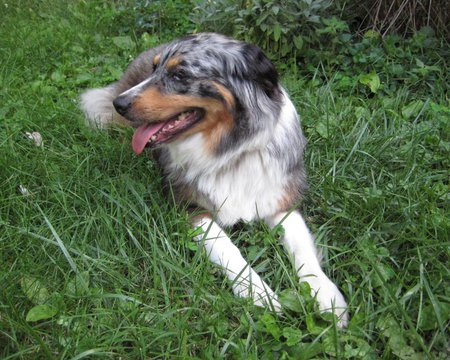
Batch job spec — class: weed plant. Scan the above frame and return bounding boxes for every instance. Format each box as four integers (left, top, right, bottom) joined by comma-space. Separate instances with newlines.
0, 1, 448, 358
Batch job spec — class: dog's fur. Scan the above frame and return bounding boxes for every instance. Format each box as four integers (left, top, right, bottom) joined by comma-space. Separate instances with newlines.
80, 33, 348, 326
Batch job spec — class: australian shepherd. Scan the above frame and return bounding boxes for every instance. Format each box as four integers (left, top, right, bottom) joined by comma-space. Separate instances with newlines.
80, 33, 348, 326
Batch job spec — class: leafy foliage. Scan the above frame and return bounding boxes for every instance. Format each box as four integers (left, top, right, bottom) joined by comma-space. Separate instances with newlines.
192, 0, 333, 58
297, 26, 448, 100
114, 0, 195, 42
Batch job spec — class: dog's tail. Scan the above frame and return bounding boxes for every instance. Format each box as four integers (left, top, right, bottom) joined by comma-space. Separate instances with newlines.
80, 84, 125, 128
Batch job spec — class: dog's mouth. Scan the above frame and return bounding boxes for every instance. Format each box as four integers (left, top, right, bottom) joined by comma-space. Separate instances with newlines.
131, 109, 204, 155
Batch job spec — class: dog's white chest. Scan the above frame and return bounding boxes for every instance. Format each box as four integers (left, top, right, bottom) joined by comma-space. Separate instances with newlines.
199, 152, 285, 225
167, 135, 286, 226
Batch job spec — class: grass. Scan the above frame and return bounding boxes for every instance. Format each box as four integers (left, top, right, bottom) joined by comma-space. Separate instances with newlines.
0, 1, 449, 358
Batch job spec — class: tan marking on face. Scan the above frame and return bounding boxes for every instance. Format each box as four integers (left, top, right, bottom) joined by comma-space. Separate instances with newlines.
132, 87, 234, 152
211, 82, 235, 109
152, 54, 161, 66
186, 108, 234, 152
166, 56, 182, 70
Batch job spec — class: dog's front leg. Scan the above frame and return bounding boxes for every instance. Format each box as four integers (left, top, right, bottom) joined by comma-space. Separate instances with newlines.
266, 211, 348, 327
192, 215, 281, 312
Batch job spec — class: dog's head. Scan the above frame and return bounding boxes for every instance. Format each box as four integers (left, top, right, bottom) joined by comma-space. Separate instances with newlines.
113, 33, 282, 155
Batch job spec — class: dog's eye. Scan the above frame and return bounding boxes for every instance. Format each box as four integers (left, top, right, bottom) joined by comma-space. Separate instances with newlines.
170, 71, 186, 81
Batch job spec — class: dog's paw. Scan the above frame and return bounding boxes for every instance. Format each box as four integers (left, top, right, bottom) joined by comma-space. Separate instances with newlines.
233, 282, 282, 313
308, 277, 349, 328
253, 291, 283, 313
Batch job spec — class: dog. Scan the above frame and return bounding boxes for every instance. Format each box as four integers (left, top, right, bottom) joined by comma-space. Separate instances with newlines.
80, 33, 348, 327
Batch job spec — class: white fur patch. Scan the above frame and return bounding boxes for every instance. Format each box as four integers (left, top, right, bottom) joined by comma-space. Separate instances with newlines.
80, 85, 118, 127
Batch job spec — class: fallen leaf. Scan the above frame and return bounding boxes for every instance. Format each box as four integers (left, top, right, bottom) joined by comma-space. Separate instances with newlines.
25, 304, 57, 322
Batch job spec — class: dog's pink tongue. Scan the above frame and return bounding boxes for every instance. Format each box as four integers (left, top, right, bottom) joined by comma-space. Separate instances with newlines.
132, 122, 166, 155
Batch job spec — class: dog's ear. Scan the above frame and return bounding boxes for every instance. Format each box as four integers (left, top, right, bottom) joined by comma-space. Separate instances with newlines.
241, 44, 279, 99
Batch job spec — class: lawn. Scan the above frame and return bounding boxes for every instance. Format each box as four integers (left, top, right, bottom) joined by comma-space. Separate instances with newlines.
0, 1, 448, 359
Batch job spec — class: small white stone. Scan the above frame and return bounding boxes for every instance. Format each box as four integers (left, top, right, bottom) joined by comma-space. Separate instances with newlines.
25, 131, 43, 147
19, 184, 30, 196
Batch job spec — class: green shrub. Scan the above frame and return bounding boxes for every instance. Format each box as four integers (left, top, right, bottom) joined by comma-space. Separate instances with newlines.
299, 26, 448, 98
191, 0, 334, 58
114, 0, 195, 41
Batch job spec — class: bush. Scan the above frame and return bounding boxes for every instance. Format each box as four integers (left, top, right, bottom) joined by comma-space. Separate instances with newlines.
114, 0, 195, 41
113, 0, 448, 66
191, 0, 334, 58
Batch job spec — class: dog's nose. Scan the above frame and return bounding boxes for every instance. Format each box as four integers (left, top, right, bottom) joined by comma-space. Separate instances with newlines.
113, 95, 132, 116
